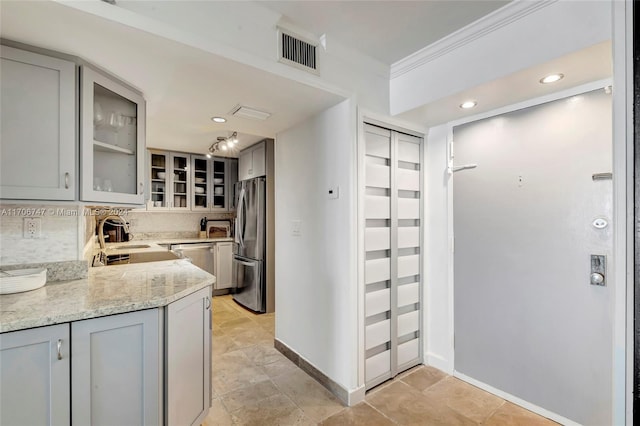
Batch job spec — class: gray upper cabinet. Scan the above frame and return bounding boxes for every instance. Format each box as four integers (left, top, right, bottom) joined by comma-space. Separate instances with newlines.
0, 45, 76, 200
165, 287, 211, 425
0, 324, 71, 426
227, 158, 239, 211
80, 65, 146, 205
192, 155, 233, 212
71, 309, 162, 426
238, 141, 266, 181
211, 157, 228, 211
191, 154, 212, 211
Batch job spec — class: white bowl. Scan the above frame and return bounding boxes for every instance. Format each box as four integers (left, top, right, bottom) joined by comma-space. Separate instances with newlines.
157, 172, 166, 179
195, 177, 205, 183
0, 268, 47, 295
213, 178, 224, 184
194, 186, 205, 194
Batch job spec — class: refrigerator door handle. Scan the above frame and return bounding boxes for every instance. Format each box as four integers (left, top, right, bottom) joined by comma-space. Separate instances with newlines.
241, 187, 248, 245
235, 259, 255, 267
236, 187, 246, 247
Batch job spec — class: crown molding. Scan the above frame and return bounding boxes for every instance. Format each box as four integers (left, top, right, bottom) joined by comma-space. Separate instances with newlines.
390, 0, 556, 79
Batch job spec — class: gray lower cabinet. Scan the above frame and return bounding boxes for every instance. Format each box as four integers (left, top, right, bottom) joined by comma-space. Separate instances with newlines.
165, 286, 212, 425
0, 291, 211, 426
214, 242, 234, 290
0, 324, 70, 426
71, 309, 162, 426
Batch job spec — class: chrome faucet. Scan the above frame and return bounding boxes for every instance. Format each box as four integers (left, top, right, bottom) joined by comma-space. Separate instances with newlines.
98, 215, 130, 250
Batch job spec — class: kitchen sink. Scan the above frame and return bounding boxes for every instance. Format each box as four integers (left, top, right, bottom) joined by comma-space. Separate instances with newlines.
99, 251, 180, 266
110, 244, 151, 250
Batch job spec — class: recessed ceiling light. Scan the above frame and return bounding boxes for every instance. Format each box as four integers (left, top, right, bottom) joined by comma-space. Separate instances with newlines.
460, 100, 477, 109
211, 117, 226, 123
540, 73, 564, 84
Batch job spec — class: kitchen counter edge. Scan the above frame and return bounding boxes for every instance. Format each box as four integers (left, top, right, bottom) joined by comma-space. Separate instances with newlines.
0, 259, 215, 333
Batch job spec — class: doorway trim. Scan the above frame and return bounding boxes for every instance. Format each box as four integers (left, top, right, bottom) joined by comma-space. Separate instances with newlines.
443, 78, 616, 425
612, 2, 635, 426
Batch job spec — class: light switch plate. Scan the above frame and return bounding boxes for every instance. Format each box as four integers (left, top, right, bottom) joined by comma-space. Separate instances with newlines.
291, 220, 301, 237
328, 186, 339, 200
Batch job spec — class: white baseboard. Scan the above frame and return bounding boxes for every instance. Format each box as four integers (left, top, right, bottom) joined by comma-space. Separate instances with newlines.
454, 371, 580, 426
426, 352, 453, 374
274, 338, 363, 407
348, 385, 366, 406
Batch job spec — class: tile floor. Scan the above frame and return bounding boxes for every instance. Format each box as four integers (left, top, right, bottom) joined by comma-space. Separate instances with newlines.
202, 295, 556, 426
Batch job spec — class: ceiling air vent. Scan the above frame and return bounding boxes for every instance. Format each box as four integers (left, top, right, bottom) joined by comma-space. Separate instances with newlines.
230, 105, 271, 121
278, 28, 319, 75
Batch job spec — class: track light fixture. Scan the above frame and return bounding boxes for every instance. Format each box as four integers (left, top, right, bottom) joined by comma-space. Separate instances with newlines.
206, 132, 238, 158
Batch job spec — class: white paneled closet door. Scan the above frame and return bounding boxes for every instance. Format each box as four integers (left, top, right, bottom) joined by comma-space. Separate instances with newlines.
364, 123, 422, 390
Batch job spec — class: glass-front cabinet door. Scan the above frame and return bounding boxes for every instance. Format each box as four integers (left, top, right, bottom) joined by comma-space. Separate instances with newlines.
170, 153, 190, 210
149, 151, 169, 209
191, 155, 211, 211
81, 66, 145, 204
211, 158, 227, 211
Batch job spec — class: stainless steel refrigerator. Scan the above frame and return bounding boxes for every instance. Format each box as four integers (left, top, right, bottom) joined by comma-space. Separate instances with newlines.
233, 177, 266, 312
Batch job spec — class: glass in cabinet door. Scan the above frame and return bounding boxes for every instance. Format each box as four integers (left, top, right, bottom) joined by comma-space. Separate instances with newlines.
171, 154, 190, 209
149, 152, 168, 208
191, 156, 210, 211
211, 159, 226, 210
81, 66, 145, 204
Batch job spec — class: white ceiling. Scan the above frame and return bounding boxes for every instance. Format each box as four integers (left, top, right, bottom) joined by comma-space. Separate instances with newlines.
0, 0, 612, 157
0, 0, 346, 156
258, 1, 510, 64
396, 41, 613, 126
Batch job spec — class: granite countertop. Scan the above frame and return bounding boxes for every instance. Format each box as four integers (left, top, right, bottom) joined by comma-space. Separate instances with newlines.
143, 237, 235, 245
0, 259, 215, 333
91, 238, 235, 257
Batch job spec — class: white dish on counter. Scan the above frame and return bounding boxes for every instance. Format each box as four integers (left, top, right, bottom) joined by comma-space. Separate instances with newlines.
0, 268, 47, 295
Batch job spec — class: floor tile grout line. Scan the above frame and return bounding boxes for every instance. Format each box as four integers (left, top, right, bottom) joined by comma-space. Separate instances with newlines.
481, 399, 507, 424
362, 401, 400, 425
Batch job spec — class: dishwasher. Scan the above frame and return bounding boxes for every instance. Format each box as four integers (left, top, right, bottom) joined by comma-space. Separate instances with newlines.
171, 243, 215, 276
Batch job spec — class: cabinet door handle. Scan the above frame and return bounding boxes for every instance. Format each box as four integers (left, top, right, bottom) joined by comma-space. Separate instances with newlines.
139, 182, 144, 194
205, 297, 211, 309
57, 339, 63, 360
64, 173, 70, 189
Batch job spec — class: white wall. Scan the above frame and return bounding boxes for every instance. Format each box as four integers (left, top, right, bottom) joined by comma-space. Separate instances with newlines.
423, 124, 454, 373
275, 99, 358, 392
390, 0, 611, 116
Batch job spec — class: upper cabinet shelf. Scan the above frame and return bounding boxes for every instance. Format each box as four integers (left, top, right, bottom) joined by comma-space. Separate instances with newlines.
93, 140, 135, 156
